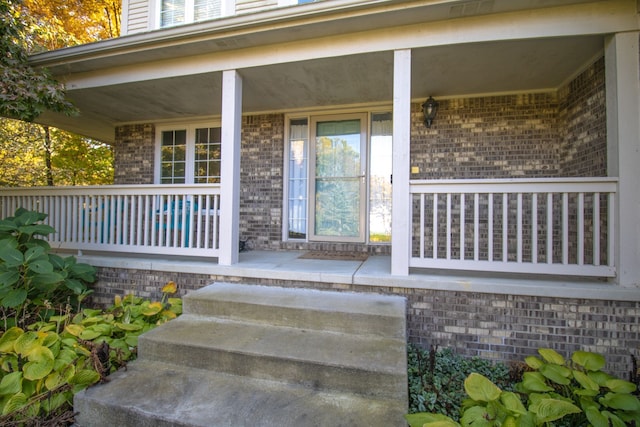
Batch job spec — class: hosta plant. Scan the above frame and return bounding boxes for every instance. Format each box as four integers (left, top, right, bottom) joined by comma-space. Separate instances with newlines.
406, 348, 640, 427
518, 348, 640, 427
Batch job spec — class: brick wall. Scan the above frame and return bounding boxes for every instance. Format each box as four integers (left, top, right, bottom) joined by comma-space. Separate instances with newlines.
239, 114, 285, 250
113, 124, 155, 184
410, 93, 561, 180
558, 58, 607, 176
89, 266, 639, 378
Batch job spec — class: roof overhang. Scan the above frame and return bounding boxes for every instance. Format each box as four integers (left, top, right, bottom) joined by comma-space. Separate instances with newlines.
28, 0, 639, 143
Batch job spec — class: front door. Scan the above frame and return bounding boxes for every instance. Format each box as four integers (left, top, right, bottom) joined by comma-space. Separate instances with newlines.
309, 114, 367, 242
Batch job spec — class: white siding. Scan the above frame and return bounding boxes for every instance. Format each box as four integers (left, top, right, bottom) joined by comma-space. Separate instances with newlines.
124, 0, 151, 35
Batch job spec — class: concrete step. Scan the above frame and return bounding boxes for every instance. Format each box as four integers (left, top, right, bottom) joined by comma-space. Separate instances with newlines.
183, 283, 406, 339
74, 283, 408, 426
74, 360, 408, 427
138, 314, 407, 399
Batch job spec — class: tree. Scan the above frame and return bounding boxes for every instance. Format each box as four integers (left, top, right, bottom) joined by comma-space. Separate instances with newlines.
0, 0, 119, 187
0, 0, 77, 122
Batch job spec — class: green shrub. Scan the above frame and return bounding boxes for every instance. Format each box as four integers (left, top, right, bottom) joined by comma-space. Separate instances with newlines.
0, 208, 95, 329
407, 348, 640, 427
408, 345, 513, 420
0, 282, 182, 424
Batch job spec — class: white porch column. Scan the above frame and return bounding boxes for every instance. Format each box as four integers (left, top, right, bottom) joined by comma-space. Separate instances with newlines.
605, 32, 640, 288
391, 49, 412, 276
219, 69, 242, 265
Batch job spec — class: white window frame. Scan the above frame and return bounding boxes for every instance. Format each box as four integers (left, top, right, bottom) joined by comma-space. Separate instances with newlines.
283, 108, 392, 244
156, 0, 224, 29
155, 121, 221, 184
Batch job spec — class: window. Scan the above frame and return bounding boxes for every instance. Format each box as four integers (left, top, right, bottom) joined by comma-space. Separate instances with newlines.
157, 124, 221, 184
160, 0, 220, 28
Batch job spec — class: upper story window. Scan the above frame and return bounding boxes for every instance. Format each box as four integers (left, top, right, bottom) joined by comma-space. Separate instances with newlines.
160, 0, 221, 28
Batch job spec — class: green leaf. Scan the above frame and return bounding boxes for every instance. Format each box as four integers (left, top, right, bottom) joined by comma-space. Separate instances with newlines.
501, 391, 526, 415
405, 413, 459, 427
599, 392, 640, 411
29, 272, 64, 286
0, 327, 23, 353
0, 247, 23, 266
115, 322, 143, 332
24, 246, 46, 263
520, 372, 553, 392
605, 379, 637, 394
602, 410, 629, 427
524, 356, 544, 370
23, 357, 54, 381
64, 278, 86, 294
70, 369, 100, 386
585, 406, 610, 427
1, 288, 27, 308
573, 370, 600, 391
79, 329, 102, 340
0, 270, 20, 287
13, 331, 40, 357
460, 405, 492, 426
532, 398, 581, 423
538, 348, 565, 365
28, 259, 54, 274
539, 363, 571, 385
589, 370, 614, 386
2, 392, 27, 415
19, 224, 55, 237
0, 371, 22, 395
464, 373, 502, 402
572, 350, 606, 371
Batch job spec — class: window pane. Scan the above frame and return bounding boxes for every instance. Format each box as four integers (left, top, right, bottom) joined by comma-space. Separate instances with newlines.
193, 127, 221, 184
160, 130, 187, 183
369, 112, 393, 242
288, 119, 308, 239
161, 0, 185, 27
195, 0, 220, 21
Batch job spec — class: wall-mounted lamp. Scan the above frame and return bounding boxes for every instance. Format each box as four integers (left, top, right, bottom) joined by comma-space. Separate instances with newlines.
421, 96, 439, 128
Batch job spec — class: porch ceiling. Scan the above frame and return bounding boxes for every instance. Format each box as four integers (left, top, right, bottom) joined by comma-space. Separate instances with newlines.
37, 35, 604, 143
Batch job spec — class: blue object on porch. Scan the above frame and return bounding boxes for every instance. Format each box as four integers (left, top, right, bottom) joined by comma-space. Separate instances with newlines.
157, 200, 198, 246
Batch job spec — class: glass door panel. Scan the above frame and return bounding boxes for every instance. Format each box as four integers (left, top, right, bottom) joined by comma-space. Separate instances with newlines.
310, 115, 366, 242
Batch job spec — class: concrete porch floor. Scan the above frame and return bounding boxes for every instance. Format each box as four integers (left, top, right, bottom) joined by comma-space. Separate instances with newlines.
75, 250, 640, 301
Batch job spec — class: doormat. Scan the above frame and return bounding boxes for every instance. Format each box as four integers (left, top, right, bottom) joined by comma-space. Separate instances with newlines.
298, 251, 369, 261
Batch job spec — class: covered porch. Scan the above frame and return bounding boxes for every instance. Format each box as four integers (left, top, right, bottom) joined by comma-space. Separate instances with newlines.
11, 0, 640, 288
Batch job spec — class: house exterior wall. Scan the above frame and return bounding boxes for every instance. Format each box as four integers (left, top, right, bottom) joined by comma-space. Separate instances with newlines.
88, 266, 639, 378
111, 60, 606, 250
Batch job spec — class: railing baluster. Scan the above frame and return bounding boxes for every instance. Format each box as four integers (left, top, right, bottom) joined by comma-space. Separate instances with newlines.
547, 193, 553, 264
532, 193, 537, 264
608, 193, 615, 268
460, 193, 465, 261
433, 193, 438, 259
419, 193, 425, 259
593, 192, 600, 266
562, 192, 569, 265
517, 193, 522, 263
446, 193, 451, 260
488, 193, 493, 261
578, 192, 584, 265
474, 193, 479, 261
502, 193, 508, 263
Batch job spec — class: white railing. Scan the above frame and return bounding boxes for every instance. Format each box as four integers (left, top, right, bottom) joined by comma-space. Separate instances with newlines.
410, 178, 617, 277
0, 185, 221, 257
